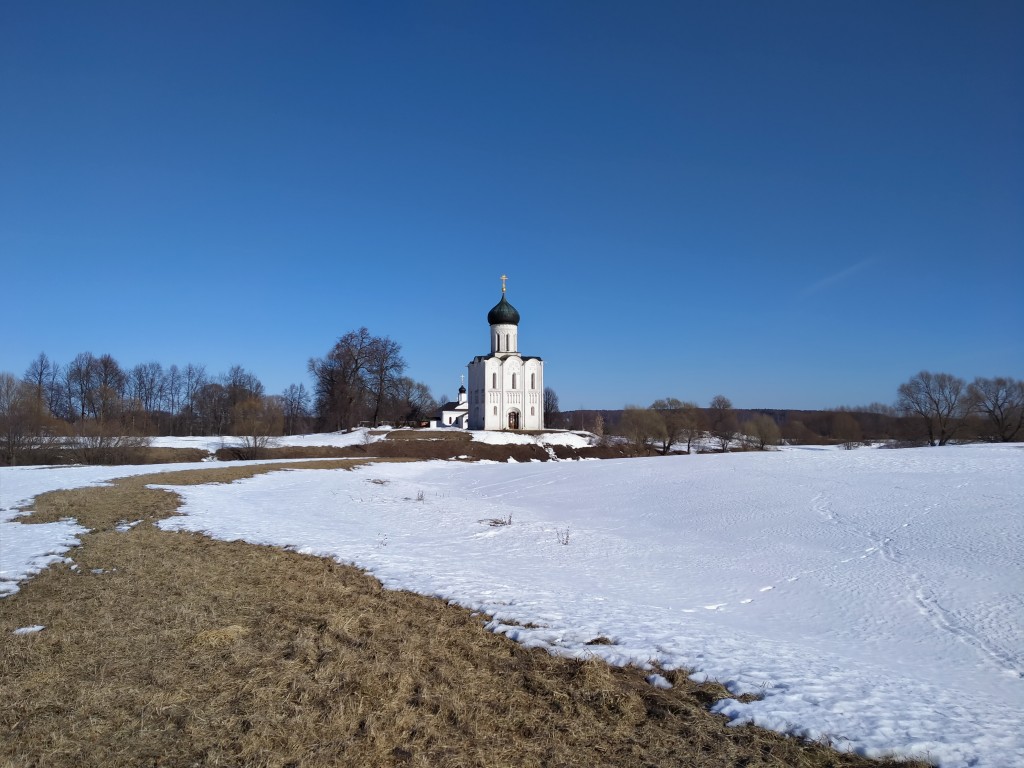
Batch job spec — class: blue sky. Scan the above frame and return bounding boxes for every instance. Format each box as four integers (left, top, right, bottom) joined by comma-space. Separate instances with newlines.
2, 2, 1021, 410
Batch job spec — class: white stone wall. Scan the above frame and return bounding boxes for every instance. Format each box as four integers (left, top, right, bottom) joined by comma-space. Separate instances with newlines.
490, 323, 518, 355
467, 343, 544, 431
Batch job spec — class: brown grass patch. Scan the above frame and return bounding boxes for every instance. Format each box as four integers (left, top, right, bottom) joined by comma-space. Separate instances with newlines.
7, 446, 212, 467
0, 464, 927, 768
384, 430, 472, 442
219, 440, 552, 463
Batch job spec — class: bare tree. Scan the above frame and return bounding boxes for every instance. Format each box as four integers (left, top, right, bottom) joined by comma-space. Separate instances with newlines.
94, 354, 126, 425
708, 394, 737, 452
742, 413, 781, 450
620, 406, 663, 455
896, 371, 971, 446
66, 352, 101, 422
22, 352, 53, 436
0, 373, 35, 465
365, 335, 406, 427
192, 382, 230, 435
280, 383, 312, 435
231, 396, 283, 458
129, 362, 165, 416
831, 412, 863, 449
386, 377, 436, 425
182, 363, 207, 435
309, 327, 375, 431
650, 398, 705, 455
164, 364, 183, 433
968, 377, 1024, 442
308, 328, 408, 430
223, 365, 264, 409
544, 387, 560, 428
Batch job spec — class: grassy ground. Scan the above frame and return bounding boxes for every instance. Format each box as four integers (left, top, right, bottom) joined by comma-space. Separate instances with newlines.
0, 462, 929, 768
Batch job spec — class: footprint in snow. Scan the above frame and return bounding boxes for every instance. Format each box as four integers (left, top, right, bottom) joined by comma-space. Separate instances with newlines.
740, 598, 753, 605
759, 586, 774, 592
704, 603, 727, 611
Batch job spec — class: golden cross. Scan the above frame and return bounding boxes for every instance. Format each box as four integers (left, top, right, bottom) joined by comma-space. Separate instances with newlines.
500, 274, 508, 293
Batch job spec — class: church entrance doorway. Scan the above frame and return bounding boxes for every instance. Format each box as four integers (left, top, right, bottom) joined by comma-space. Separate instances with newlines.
507, 410, 520, 430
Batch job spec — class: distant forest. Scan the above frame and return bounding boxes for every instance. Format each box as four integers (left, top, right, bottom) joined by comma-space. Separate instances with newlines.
545, 371, 1023, 452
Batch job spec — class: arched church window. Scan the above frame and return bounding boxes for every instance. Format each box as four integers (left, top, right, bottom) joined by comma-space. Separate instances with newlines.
512, 373, 517, 390
531, 406, 535, 416
506, 333, 510, 350
493, 406, 497, 415
495, 334, 500, 351
530, 373, 535, 389
492, 373, 496, 389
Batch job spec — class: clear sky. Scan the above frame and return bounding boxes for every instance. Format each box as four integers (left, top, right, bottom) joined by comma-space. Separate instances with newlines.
2, 2, 1021, 410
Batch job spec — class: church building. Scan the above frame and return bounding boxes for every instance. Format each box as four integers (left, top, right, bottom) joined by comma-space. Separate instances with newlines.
428, 384, 469, 428
466, 278, 544, 430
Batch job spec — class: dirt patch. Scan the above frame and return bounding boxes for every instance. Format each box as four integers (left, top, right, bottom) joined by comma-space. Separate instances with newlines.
217, 440, 552, 463
1, 464, 926, 768
384, 430, 472, 442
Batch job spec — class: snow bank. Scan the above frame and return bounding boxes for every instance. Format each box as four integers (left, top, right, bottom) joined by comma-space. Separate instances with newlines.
148, 428, 383, 452
470, 430, 595, 448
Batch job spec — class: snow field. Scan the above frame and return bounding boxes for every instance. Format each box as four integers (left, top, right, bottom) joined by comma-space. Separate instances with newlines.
149, 444, 1023, 768
2, 443, 1021, 766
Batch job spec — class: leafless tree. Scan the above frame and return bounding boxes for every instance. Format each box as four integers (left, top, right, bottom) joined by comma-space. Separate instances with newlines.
66, 352, 100, 422
223, 365, 264, 410
386, 377, 436, 425
0, 373, 35, 465
182, 363, 208, 435
309, 328, 406, 430
231, 395, 283, 458
896, 371, 972, 446
164, 364, 183, 432
280, 383, 312, 435
968, 377, 1024, 442
620, 406, 663, 455
365, 335, 406, 427
129, 362, 165, 416
831, 412, 863, 449
22, 352, 54, 435
544, 387, 560, 427
650, 398, 705, 454
309, 327, 374, 430
742, 414, 782, 450
192, 382, 230, 435
651, 398, 687, 455
708, 394, 737, 452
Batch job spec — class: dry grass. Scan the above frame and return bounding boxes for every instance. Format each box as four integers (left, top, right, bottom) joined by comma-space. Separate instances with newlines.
0, 463, 929, 768
6, 446, 212, 467
383, 431, 473, 442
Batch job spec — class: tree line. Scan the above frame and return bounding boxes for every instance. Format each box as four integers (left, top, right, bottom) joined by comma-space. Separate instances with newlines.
1, 328, 440, 465
581, 371, 1023, 455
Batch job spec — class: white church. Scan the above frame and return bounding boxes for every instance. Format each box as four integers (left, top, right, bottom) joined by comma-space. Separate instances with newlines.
430, 277, 545, 431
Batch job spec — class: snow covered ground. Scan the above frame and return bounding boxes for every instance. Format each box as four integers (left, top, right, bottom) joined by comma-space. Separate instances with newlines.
147, 429, 383, 452
3, 443, 1022, 766
147, 427, 596, 452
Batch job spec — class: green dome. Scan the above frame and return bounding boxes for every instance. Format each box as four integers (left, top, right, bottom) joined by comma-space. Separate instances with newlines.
487, 294, 520, 325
